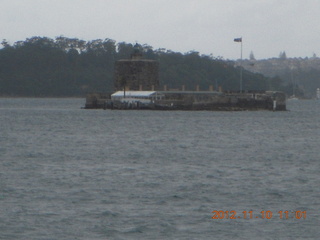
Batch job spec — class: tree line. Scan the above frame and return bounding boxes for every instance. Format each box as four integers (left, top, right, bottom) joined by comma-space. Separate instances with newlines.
0, 36, 284, 97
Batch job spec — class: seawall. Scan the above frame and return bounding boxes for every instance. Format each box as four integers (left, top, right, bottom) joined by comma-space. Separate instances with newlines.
84, 91, 286, 111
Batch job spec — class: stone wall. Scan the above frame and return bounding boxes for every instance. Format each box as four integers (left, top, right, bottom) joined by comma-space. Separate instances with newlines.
85, 91, 286, 111
84, 93, 111, 109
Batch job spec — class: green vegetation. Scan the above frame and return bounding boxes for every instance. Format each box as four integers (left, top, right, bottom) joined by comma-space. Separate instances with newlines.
0, 36, 282, 97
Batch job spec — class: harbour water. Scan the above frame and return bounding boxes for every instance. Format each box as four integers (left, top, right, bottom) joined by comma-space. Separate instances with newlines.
0, 98, 319, 239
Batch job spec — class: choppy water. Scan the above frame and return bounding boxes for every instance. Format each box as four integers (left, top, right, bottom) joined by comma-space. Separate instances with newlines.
0, 98, 319, 239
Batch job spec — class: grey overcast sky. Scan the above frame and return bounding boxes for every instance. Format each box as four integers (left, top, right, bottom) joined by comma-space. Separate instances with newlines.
1, 0, 319, 59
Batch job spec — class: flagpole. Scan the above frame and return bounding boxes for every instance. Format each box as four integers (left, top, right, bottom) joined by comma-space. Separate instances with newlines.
234, 37, 243, 93
240, 37, 243, 93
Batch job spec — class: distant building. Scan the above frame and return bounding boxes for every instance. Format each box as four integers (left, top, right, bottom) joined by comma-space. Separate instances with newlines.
114, 44, 159, 91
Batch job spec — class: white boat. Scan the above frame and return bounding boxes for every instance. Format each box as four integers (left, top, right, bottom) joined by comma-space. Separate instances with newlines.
288, 95, 299, 100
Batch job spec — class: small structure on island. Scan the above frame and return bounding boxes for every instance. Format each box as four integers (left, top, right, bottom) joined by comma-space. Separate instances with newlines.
114, 44, 159, 91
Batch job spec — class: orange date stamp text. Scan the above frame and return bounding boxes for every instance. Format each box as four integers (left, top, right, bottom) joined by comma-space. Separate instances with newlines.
211, 210, 307, 220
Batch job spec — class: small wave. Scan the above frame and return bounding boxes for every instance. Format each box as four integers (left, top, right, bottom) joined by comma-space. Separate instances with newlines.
101, 210, 119, 217
123, 225, 147, 234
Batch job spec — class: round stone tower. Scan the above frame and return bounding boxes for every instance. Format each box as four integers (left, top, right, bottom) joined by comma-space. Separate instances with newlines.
114, 44, 159, 91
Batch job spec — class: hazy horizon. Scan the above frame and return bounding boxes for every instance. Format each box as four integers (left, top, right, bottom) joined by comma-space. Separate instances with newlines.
1, 0, 319, 60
